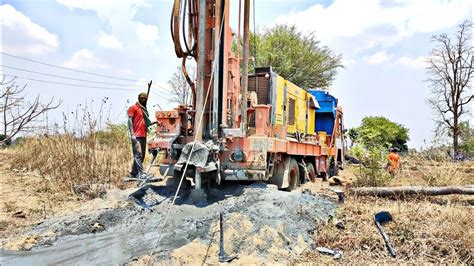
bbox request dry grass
[1,149,76,239]
[350,151,473,187]
[306,194,474,264]
[396,154,474,186]
[303,195,473,263]
[303,157,474,264]
[9,124,131,199]
[7,100,135,199]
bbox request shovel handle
[146,80,153,98]
[219,212,225,257]
[375,221,396,257]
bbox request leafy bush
[0,134,11,146]
[350,145,391,187]
[459,121,474,158]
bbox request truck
[147,0,345,201]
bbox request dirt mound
[131,183,337,265]
[3,182,336,264]
[169,213,306,265]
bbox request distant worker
[387,148,401,175]
[125,92,155,180]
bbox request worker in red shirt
[126,92,155,180]
[387,148,401,175]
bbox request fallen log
[350,185,474,197]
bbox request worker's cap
[138,92,148,99]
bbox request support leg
[191,171,207,204]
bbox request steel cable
[1,52,147,83]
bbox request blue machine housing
[308,89,338,135]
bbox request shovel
[219,212,237,263]
[374,211,396,257]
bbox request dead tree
[426,20,473,157]
[1,76,61,145]
[168,66,194,106]
[351,185,474,198]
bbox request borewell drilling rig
[148,0,345,202]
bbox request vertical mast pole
[195,0,207,141]
[241,0,250,135]
[212,0,222,138]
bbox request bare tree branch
[426,20,473,155]
[0,76,61,145]
[168,66,194,106]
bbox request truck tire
[287,158,300,191]
[305,162,316,183]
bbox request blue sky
[0,0,472,149]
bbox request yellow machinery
[250,67,318,137]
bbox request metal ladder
[266,153,276,179]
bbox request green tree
[347,127,359,148]
[458,121,474,157]
[248,25,342,89]
[357,116,410,152]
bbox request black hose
[182,0,192,55]
[170,2,176,44]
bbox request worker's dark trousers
[130,137,147,178]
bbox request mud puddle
[1,182,337,265]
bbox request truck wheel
[287,158,300,191]
[305,162,316,183]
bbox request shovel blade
[374,211,393,224]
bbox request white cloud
[135,23,159,46]
[63,49,110,69]
[98,32,123,49]
[56,0,150,16]
[341,57,356,66]
[365,50,392,65]
[276,0,471,50]
[56,0,159,51]
[395,56,429,69]
[0,4,59,55]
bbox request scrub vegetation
[8,101,131,199]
